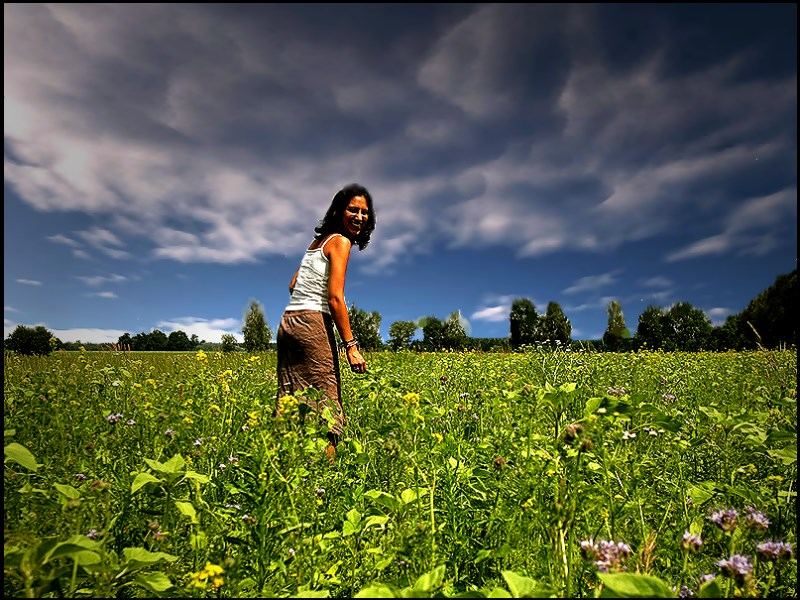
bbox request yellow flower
[277,394,299,414]
[188,562,225,590]
[146,378,157,387]
[196,350,207,362]
[183,415,194,425]
[209,404,222,414]
[432,432,444,443]
[249,355,260,362]
[403,392,420,405]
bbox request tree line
[4,270,795,356]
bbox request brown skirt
[275,309,345,436]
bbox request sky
[4,4,797,344]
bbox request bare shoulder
[325,233,352,257]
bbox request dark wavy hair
[314,183,376,250]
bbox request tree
[167,330,193,351]
[420,316,445,351]
[117,333,133,350]
[442,310,469,350]
[509,298,539,350]
[635,305,666,349]
[242,300,272,352]
[540,302,572,346]
[388,320,417,351]
[661,302,712,351]
[737,269,797,348]
[602,300,630,351]
[190,334,203,349]
[348,304,383,350]
[221,334,239,353]
[5,325,55,356]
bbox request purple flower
[756,541,794,561]
[681,531,703,552]
[679,585,695,598]
[580,539,632,572]
[709,508,738,532]
[716,555,753,585]
[106,412,123,424]
[74,473,88,482]
[662,393,677,403]
[85,528,100,540]
[164,428,175,438]
[744,507,770,531]
[699,574,715,585]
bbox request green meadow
[3,349,796,598]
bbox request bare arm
[326,235,366,373]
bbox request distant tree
[635,305,666,349]
[602,300,630,351]
[540,302,572,346]
[149,330,169,351]
[388,320,417,351]
[117,333,133,350]
[509,298,539,350]
[167,330,193,351]
[189,334,203,349]
[442,311,469,350]
[348,304,383,350]
[420,316,445,351]
[709,314,746,351]
[5,325,56,356]
[661,302,712,351]
[737,269,797,348]
[221,334,239,353]
[242,300,272,352]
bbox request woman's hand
[346,345,367,374]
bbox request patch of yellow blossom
[195,350,207,362]
[188,562,224,591]
[249,355,261,363]
[277,394,299,415]
[402,392,420,405]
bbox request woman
[275,183,375,463]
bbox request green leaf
[175,500,198,524]
[364,490,401,511]
[687,482,716,507]
[182,470,210,484]
[54,483,81,500]
[597,573,675,598]
[413,564,445,592]
[291,591,330,598]
[584,397,603,417]
[355,584,396,597]
[131,472,162,494]
[144,454,185,475]
[697,577,722,598]
[44,536,101,564]
[501,571,542,598]
[4,429,15,437]
[488,588,513,598]
[767,446,797,465]
[135,571,173,593]
[4,442,40,471]
[400,488,428,504]
[363,515,390,529]
[122,547,178,567]
[342,521,360,537]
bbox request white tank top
[284,234,346,314]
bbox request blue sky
[4,4,797,343]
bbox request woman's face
[342,195,369,238]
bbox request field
[3,349,797,598]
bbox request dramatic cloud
[156,317,245,343]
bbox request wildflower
[164,428,176,438]
[228,454,239,464]
[106,412,123,424]
[699,574,715,585]
[716,555,753,586]
[440,375,448,385]
[276,395,298,415]
[756,541,794,561]
[681,531,703,552]
[315,487,326,499]
[662,393,676,403]
[622,430,637,440]
[679,585,695,598]
[744,507,770,531]
[153,529,168,541]
[493,455,507,470]
[193,438,203,447]
[86,528,100,540]
[188,562,224,591]
[459,392,469,399]
[148,520,161,531]
[74,473,87,482]
[607,386,628,397]
[562,423,584,444]
[218,463,226,470]
[580,539,632,572]
[126,419,136,426]
[709,509,738,532]
[195,350,207,362]
[288,547,296,558]
[402,392,420,405]
[224,502,242,511]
